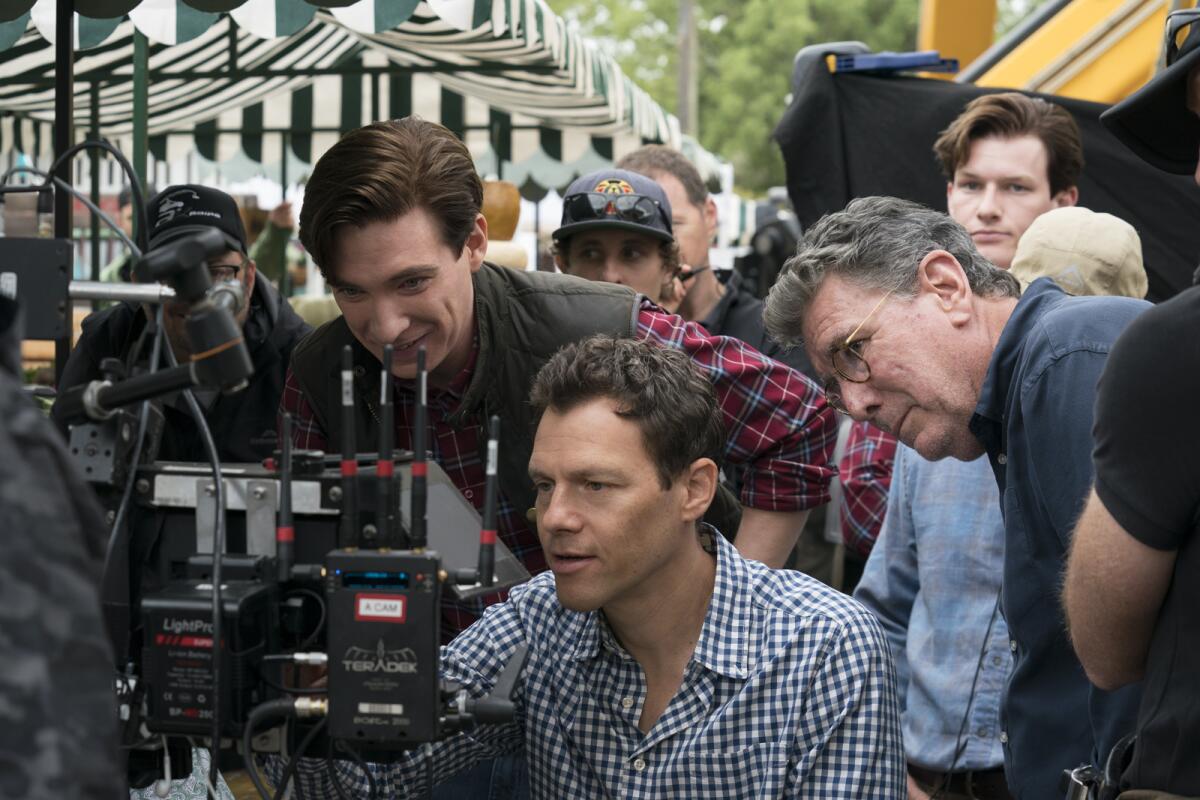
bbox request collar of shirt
[700,270,740,334]
[565,527,753,681]
[443,335,479,400]
[969,278,1063,453]
[239,278,273,352]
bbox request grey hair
[764,196,1021,348]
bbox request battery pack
[141,579,277,736]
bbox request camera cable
[163,342,227,792]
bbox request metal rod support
[69,280,176,304]
[89,83,102,287]
[132,30,149,193]
[53,0,75,385]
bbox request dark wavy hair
[933,92,1083,196]
[529,336,724,488]
[299,117,483,280]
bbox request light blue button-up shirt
[854,443,1011,771]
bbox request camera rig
[55,233,530,797]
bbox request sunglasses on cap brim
[563,192,667,228]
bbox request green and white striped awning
[0,0,721,195]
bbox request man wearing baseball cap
[1064,8,1200,798]
[551,169,685,308]
[1008,206,1148,298]
[53,184,311,463]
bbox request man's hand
[268,201,295,231]
[288,264,308,288]
[734,508,809,568]
[906,774,931,800]
[658,273,689,315]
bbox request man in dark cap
[1064,9,1200,798]
[551,168,687,308]
[52,184,311,463]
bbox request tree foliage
[547,0,919,194]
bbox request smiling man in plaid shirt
[281,119,837,644]
[276,337,903,798]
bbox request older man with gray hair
[763,195,1146,800]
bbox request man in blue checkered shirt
[280,336,903,798]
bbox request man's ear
[243,258,257,296]
[679,457,718,524]
[916,249,972,324]
[1053,185,1079,208]
[703,196,718,242]
[465,213,488,273]
[553,246,568,274]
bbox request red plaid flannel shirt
[280,300,838,638]
[839,420,898,559]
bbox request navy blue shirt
[969,279,1147,800]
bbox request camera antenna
[377,344,395,548]
[340,345,360,548]
[478,415,500,587]
[410,346,428,550]
[276,412,295,582]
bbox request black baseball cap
[1101,11,1200,175]
[147,184,248,254]
[553,169,674,244]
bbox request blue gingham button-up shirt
[284,531,904,798]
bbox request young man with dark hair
[1064,11,1200,797]
[934,91,1082,270]
[53,185,310,463]
[282,119,836,628]
[278,336,903,798]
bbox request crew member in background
[613,145,837,586]
[53,185,311,463]
[274,336,903,799]
[614,145,814,374]
[249,200,308,296]
[1065,12,1200,797]
[550,168,687,311]
[100,184,155,285]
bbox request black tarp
[775,54,1200,302]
